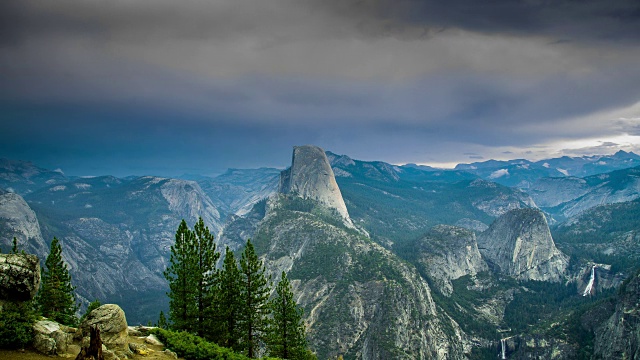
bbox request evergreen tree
[157,310,169,329]
[164,218,220,335]
[37,237,79,326]
[193,217,220,337]
[0,300,37,349]
[239,239,272,358]
[11,237,18,254]
[164,219,197,333]
[266,272,309,359]
[209,246,243,348]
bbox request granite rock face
[415,225,488,296]
[0,253,41,301]
[279,145,352,225]
[0,190,48,258]
[477,208,568,281]
[594,269,640,359]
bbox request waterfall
[583,265,596,297]
[501,338,506,359]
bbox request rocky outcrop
[279,145,352,225]
[0,190,48,258]
[594,269,640,359]
[414,225,488,296]
[0,253,41,302]
[79,304,129,350]
[33,320,77,355]
[159,178,222,236]
[477,208,568,281]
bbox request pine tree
[193,217,220,337]
[209,246,243,348]
[157,311,168,329]
[239,239,271,358]
[266,272,310,359]
[11,237,18,254]
[164,219,197,333]
[164,218,220,335]
[37,237,79,326]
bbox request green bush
[151,328,280,360]
[0,300,37,349]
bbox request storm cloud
[1,0,639,175]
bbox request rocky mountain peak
[477,208,568,281]
[279,145,352,224]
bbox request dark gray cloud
[0,0,639,174]
[312,0,640,43]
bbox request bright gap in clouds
[554,134,640,156]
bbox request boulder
[80,304,128,349]
[144,334,163,346]
[33,320,74,355]
[0,253,41,301]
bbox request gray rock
[415,225,488,296]
[103,348,120,360]
[594,270,640,359]
[129,342,148,354]
[144,334,163,346]
[33,333,57,355]
[163,349,178,359]
[279,145,353,225]
[0,253,41,301]
[477,208,568,281]
[33,320,74,355]
[80,304,128,349]
[0,191,48,258]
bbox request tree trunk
[75,326,104,360]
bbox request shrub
[151,328,280,360]
[0,300,37,349]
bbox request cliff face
[594,269,640,359]
[23,176,223,323]
[279,146,352,225]
[414,225,488,296]
[477,208,568,281]
[0,190,48,257]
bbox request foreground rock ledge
[0,253,41,302]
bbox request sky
[1,0,640,177]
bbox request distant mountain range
[454,150,640,188]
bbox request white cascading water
[501,338,506,359]
[583,265,596,297]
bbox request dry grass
[0,349,55,360]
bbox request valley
[1,148,640,359]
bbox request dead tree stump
[75,326,104,360]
